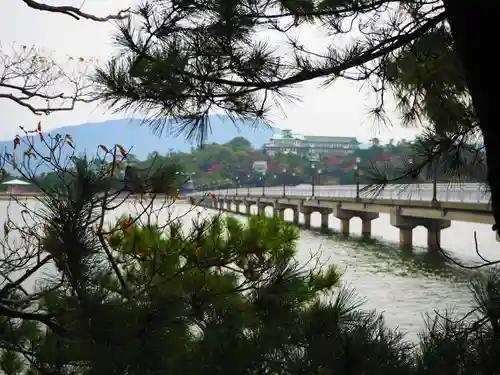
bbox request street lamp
[311,163,316,197]
[247,174,251,195]
[317,169,322,186]
[261,172,266,196]
[235,176,239,195]
[355,157,361,200]
[432,158,438,204]
[282,168,287,197]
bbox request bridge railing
[187,183,491,204]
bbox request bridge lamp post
[282,168,287,197]
[432,159,438,204]
[311,163,316,197]
[261,172,266,196]
[317,169,322,186]
[235,176,239,196]
[247,174,251,196]
[354,157,361,200]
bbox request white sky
[0,0,421,143]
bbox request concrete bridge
[188,184,494,249]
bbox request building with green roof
[265,129,360,158]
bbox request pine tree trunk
[442,0,499,235]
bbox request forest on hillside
[126,136,483,189]
[1,136,481,193]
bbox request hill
[1,117,276,173]
[0,117,276,172]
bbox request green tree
[226,136,252,150]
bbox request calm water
[2,198,499,341]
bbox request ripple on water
[296,227,475,340]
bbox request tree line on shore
[13,134,479,194]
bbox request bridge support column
[390,212,451,249]
[427,220,451,250]
[234,201,243,213]
[321,212,329,229]
[333,208,379,238]
[301,208,313,229]
[359,212,379,238]
[258,203,267,217]
[293,209,300,225]
[318,208,333,230]
[274,204,285,220]
[334,209,352,237]
[243,203,251,215]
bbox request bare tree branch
[0,44,93,115]
[21,0,129,21]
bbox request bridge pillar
[274,204,285,220]
[219,199,227,211]
[258,203,267,217]
[234,200,244,213]
[301,207,313,229]
[390,212,451,249]
[359,212,379,238]
[243,203,251,215]
[318,208,333,230]
[293,209,300,225]
[321,212,329,229]
[333,208,379,238]
[426,220,451,250]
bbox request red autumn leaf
[13,137,20,149]
[116,144,127,157]
[99,144,109,153]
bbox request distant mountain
[1,117,276,173]
[0,117,277,173]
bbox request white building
[265,129,360,158]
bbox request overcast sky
[0,0,421,143]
